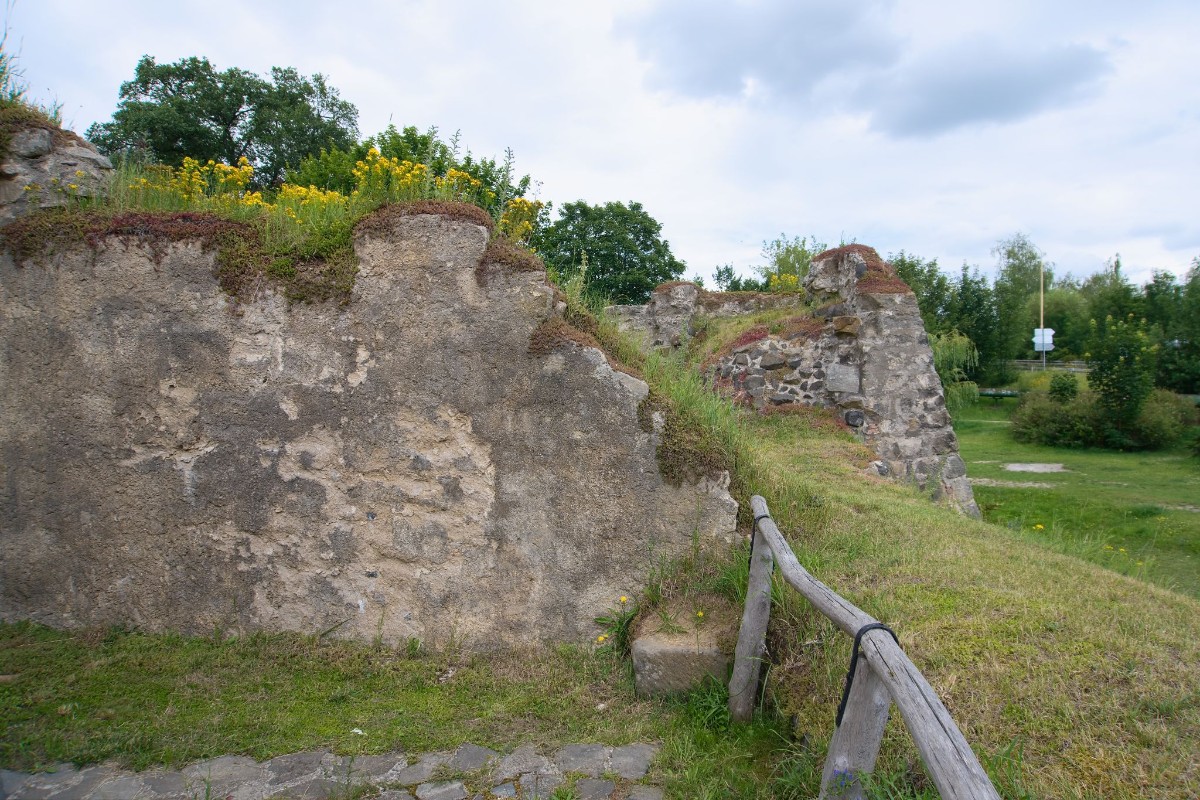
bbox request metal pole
[1040,260,1045,370]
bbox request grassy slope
[741,410,1200,799]
[667,311,1200,798]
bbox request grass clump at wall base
[638,391,732,486]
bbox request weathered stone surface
[493,744,550,782]
[1,769,31,798]
[626,786,664,800]
[832,315,861,336]
[0,213,739,648]
[182,757,269,800]
[3,744,666,800]
[574,778,615,799]
[825,363,861,394]
[517,772,564,799]
[414,781,467,800]
[447,744,497,773]
[345,753,409,783]
[0,125,112,224]
[553,745,608,777]
[631,630,731,696]
[609,744,658,780]
[264,750,329,785]
[392,753,451,786]
[758,352,787,370]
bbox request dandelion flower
[596,634,607,643]
[619,596,628,604]
[696,611,704,618]
[1033,524,1044,530]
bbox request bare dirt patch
[970,477,1054,489]
[1003,463,1068,473]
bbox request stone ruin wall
[614,246,979,516]
[0,126,113,224]
[0,210,738,649]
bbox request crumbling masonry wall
[0,211,738,648]
[615,246,979,516]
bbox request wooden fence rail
[1010,359,1089,373]
[728,496,1000,800]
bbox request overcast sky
[9,0,1200,286]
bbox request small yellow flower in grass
[696,611,704,619]
[619,596,628,604]
[1119,548,1127,554]
[1033,524,1044,530]
[596,634,607,644]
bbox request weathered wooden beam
[819,657,890,800]
[749,496,1001,800]
[728,526,774,723]
[749,496,873,637]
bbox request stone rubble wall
[608,282,803,349]
[613,246,979,516]
[0,211,738,649]
[0,125,113,224]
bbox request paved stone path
[0,743,664,800]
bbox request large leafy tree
[533,201,685,304]
[87,56,358,185]
[889,250,952,334]
[992,233,1052,360]
[945,264,1002,383]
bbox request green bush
[1133,389,1195,450]
[1010,391,1100,448]
[1012,388,1193,451]
[1048,372,1079,403]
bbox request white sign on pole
[1032,328,1055,352]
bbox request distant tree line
[890,234,1200,394]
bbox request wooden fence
[1011,359,1088,373]
[728,496,1000,800]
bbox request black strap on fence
[750,513,770,558]
[836,622,899,726]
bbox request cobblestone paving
[0,743,663,800]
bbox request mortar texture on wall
[0,211,738,648]
[614,245,979,517]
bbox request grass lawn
[954,399,1200,598]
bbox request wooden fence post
[728,526,774,723]
[819,650,891,800]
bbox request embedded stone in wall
[826,363,861,394]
